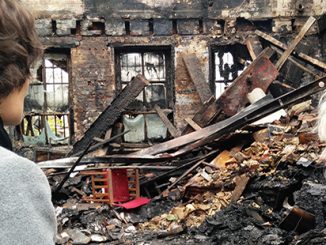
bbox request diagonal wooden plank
[154,105,180,138]
[275,16,316,70]
[255,29,326,70]
[130,76,326,157]
[185,117,202,131]
[246,35,263,60]
[69,75,149,156]
[183,53,213,103]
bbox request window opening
[22,51,71,145]
[116,47,173,143]
[212,44,251,98]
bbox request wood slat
[275,16,316,69]
[183,53,213,103]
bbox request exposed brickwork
[71,38,115,140]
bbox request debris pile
[33,15,326,244]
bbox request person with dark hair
[0,0,56,244]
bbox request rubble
[20,13,326,244]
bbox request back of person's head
[0,0,43,100]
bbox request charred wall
[22,0,326,141]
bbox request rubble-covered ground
[45,100,326,245]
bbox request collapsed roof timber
[9,0,326,244]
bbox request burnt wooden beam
[154,105,180,138]
[68,75,149,156]
[271,46,321,79]
[246,35,263,60]
[183,53,213,103]
[182,49,276,135]
[185,117,202,131]
[275,16,316,70]
[181,96,219,135]
[216,47,278,117]
[130,76,326,157]
[255,29,326,70]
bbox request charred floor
[7,1,326,244]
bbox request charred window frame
[21,48,73,145]
[115,46,174,143]
[210,44,251,98]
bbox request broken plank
[271,46,321,79]
[231,175,250,202]
[182,96,219,135]
[166,159,206,191]
[183,53,213,103]
[154,105,180,138]
[185,117,202,131]
[255,29,326,70]
[132,76,326,157]
[68,75,149,156]
[246,35,263,60]
[275,16,316,70]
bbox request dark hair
[0,0,43,99]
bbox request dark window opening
[22,48,72,146]
[115,46,173,143]
[211,44,251,98]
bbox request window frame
[114,45,174,143]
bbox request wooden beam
[216,48,278,116]
[271,46,321,79]
[246,36,263,60]
[154,105,180,138]
[182,96,219,135]
[256,27,326,70]
[183,53,213,103]
[130,76,326,157]
[69,75,149,156]
[185,117,202,131]
[275,16,316,70]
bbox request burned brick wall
[71,38,115,139]
[22,0,326,142]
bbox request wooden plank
[181,96,219,135]
[216,48,278,116]
[185,117,202,131]
[271,46,321,79]
[186,48,273,138]
[154,105,180,138]
[183,53,213,103]
[231,175,250,202]
[246,36,263,60]
[131,76,326,157]
[256,27,326,70]
[275,16,316,70]
[69,75,149,156]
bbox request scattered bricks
[56,19,77,36]
[105,19,126,36]
[153,19,173,36]
[35,19,53,37]
[177,19,200,35]
[129,20,150,36]
[203,20,223,36]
